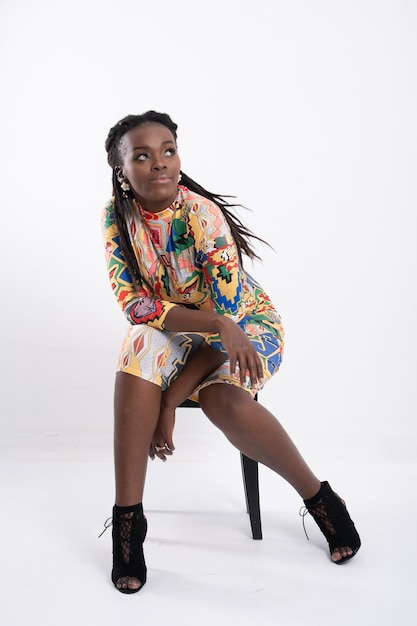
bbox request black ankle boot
[111,503,148,593]
[301,481,361,564]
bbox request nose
[151,156,166,170]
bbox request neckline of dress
[136,187,183,221]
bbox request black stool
[179,396,263,540]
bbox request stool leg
[240,452,263,540]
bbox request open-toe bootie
[107,503,148,593]
[300,481,361,564]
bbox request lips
[149,176,172,184]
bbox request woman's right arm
[102,202,177,327]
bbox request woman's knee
[199,384,253,425]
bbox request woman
[101,111,361,594]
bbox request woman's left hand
[215,316,264,389]
[150,397,176,462]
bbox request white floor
[1,414,415,626]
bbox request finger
[256,355,264,382]
[248,363,258,388]
[248,354,263,388]
[240,364,247,386]
[160,442,173,455]
[235,352,248,386]
[229,349,237,377]
[154,448,167,462]
[241,351,259,388]
[154,443,173,461]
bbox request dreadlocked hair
[105,111,271,286]
[178,171,270,264]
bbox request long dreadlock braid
[178,171,269,263]
[105,111,270,286]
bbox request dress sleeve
[189,201,246,321]
[188,200,248,350]
[101,202,177,328]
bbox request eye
[164,147,176,157]
[135,152,149,161]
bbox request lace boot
[300,481,361,564]
[106,503,148,593]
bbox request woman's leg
[199,384,359,562]
[111,372,161,593]
[199,384,320,499]
[114,371,162,505]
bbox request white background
[1,2,417,625]
[0,0,416,461]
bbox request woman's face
[119,122,181,213]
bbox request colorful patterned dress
[102,185,284,400]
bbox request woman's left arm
[188,201,264,384]
[163,303,263,388]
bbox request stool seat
[180,397,262,540]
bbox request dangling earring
[115,168,131,197]
[177,172,182,183]
[120,180,131,198]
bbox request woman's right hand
[150,397,176,462]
